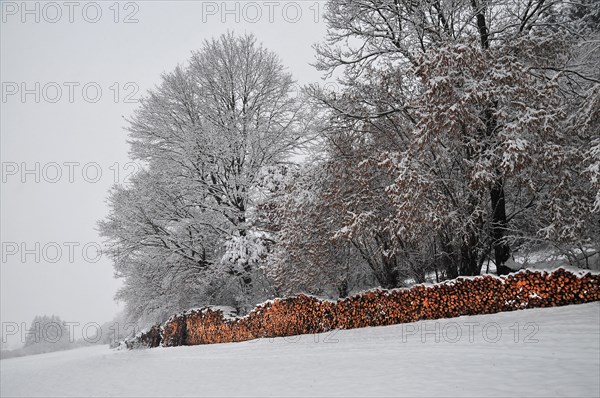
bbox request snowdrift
[130,268,599,348]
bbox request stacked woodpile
[135,268,599,348]
[126,325,162,349]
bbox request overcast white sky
[1,0,328,348]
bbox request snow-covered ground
[2,303,599,397]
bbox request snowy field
[2,303,599,397]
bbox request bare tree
[100,32,314,322]
[308,0,599,277]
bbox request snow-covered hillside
[2,303,599,397]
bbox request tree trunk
[440,239,459,279]
[378,250,400,289]
[491,178,511,275]
[471,0,512,276]
[460,241,480,276]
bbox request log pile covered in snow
[131,268,599,348]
